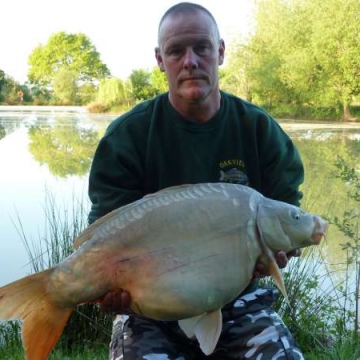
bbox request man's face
[156,11,225,104]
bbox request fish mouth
[311,232,324,245]
[311,217,329,245]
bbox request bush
[87,101,110,114]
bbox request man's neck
[168,91,221,123]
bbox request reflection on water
[0,106,114,284]
[0,108,359,306]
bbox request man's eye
[168,48,182,56]
[195,44,210,55]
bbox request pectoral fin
[178,309,222,355]
[268,256,290,304]
[255,212,290,305]
[178,314,202,338]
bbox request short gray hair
[157,2,221,46]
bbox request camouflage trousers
[109,288,304,360]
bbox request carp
[0,183,328,359]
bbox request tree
[305,0,360,119]
[242,0,360,119]
[28,32,110,87]
[219,41,254,101]
[150,67,168,94]
[129,69,156,101]
[0,70,5,93]
[28,83,52,105]
[237,0,306,110]
[52,69,78,104]
[97,77,130,107]
[77,82,97,105]
[0,75,19,104]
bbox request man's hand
[99,288,131,314]
[252,249,301,279]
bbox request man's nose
[183,48,198,70]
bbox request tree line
[1,0,359,119]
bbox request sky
[0,0,255,83]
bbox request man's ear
[218,39,225,66]
[155,47,165,72]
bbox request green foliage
[0,74,20,104]
[225,0,360,119]
[97,77,130,107]
[93,67,167,112]
[129,69,157,101]
[219,39,251,100]
[306,0,360,116]
[77,82,97,105]
[0,343,108,360]
[332,157,360,333]
[0,321,22,353]
[306,335,360,360]
[150,67,168,94]
[28,32,110,87]
[52,69,78,104]
[0,69,5,95]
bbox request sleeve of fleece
[259,119,304,207]
[87,130,144,224]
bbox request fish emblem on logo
[219,167,248,185]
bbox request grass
[0,344,108,360]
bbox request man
[88,2,304,359]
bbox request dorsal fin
[142,184,192,199]
[74,185,194,249]
[73,208,123,249]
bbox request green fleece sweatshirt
[88,91,303,225]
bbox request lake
[0,106,359,298]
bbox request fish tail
[0,269,73,360]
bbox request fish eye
[291,209,301,220]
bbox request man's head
[155,2,225,108]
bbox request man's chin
[179,87,208,101]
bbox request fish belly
[128,243,257,320]
[115,199,261,320]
